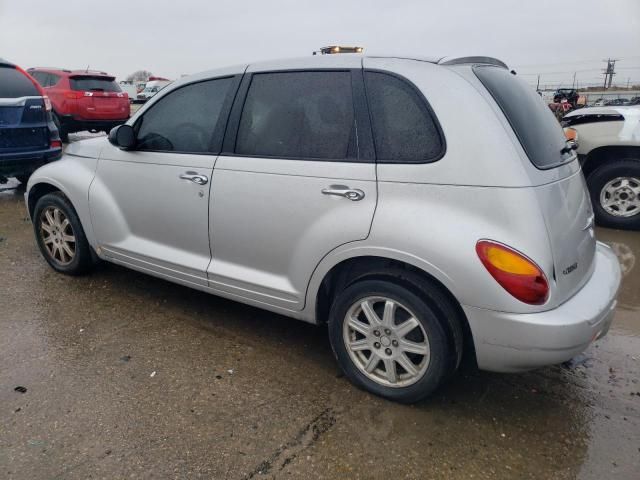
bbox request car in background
[28,68,130,142]
[630,96,640,106]
[0,58,61,184]
[592,98,606,106]
[118,82,138,104]
[136,79,170,102]
[553,88,579,107]
[563,105,640,230]
[604,98,629,106]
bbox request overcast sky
[1,0,639,89]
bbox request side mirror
[108,124,136,150]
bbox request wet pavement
[1,175,639,479]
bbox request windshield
[474,65,572,169]
[70,76,121,92]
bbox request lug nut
[373,330,380,337]
[384,329,391,335]
[392,340,399,347]
[385,348,392,355]
[374,342,381,349]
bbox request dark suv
[553,88,579,106]
[0,59,62,184]
[28,68,130,142]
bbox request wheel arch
[582,145,640,179]
[308,250,475,366]
[27,181,65,219]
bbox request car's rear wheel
[52,113,69,143]
[328,279,453,403]
[587,159,640,230]
[33,192,94,275]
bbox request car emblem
[562,262,578,275]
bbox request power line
[512,55,640,68]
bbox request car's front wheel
[328,279,454,403]
[33,192,95,275]
[587,159,640,230]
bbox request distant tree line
[126,70,153,82]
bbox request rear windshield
[0,66,40,98]
[70,76,121,92]
[473,65,571,169]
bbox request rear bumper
[61,115,128,133]
[464,242,621,373]
[0,147,62,177]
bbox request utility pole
[536,75,540,91]
[602,59,617,90]
[572,72,576,89]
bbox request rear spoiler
[69,74,116,81]
[438,56,508,69]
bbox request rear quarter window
[364,71,444,163]
[0,67,40,98]
[70,76,121,92]
[473,65,570,169]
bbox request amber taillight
[476,240,549,305]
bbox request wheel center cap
[380,336,391,347]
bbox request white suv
[563,105,640,230]
[25,55,621,402]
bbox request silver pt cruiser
[25,54,621,403]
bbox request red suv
[28,68,130,142]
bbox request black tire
[33,192,95,275]
[328,279,455,403]
[52,113,69,143]
[587,159,640,231]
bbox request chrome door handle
[321,185,365,201]
[179,171,208,185]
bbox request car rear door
[89,75,240,286]
[207,67,377,310]
[0,64,49,155]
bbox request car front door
[208,68,377,310]
[89,75,240,286]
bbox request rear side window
[47,73,61,87]
[30,71,48,87]
[364,71,444,163]
[70,76,121,92]
[31,72,61,88]
[235,71,356,160]
[0,67,40,97]
[136,77,234,153]
[473,65,570,169]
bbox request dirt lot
[1,171,639,479]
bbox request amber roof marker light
[313,46,364,55]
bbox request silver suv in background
[25,55,621,403]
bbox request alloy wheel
[39,206,76,265]
[343,296,430,388]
